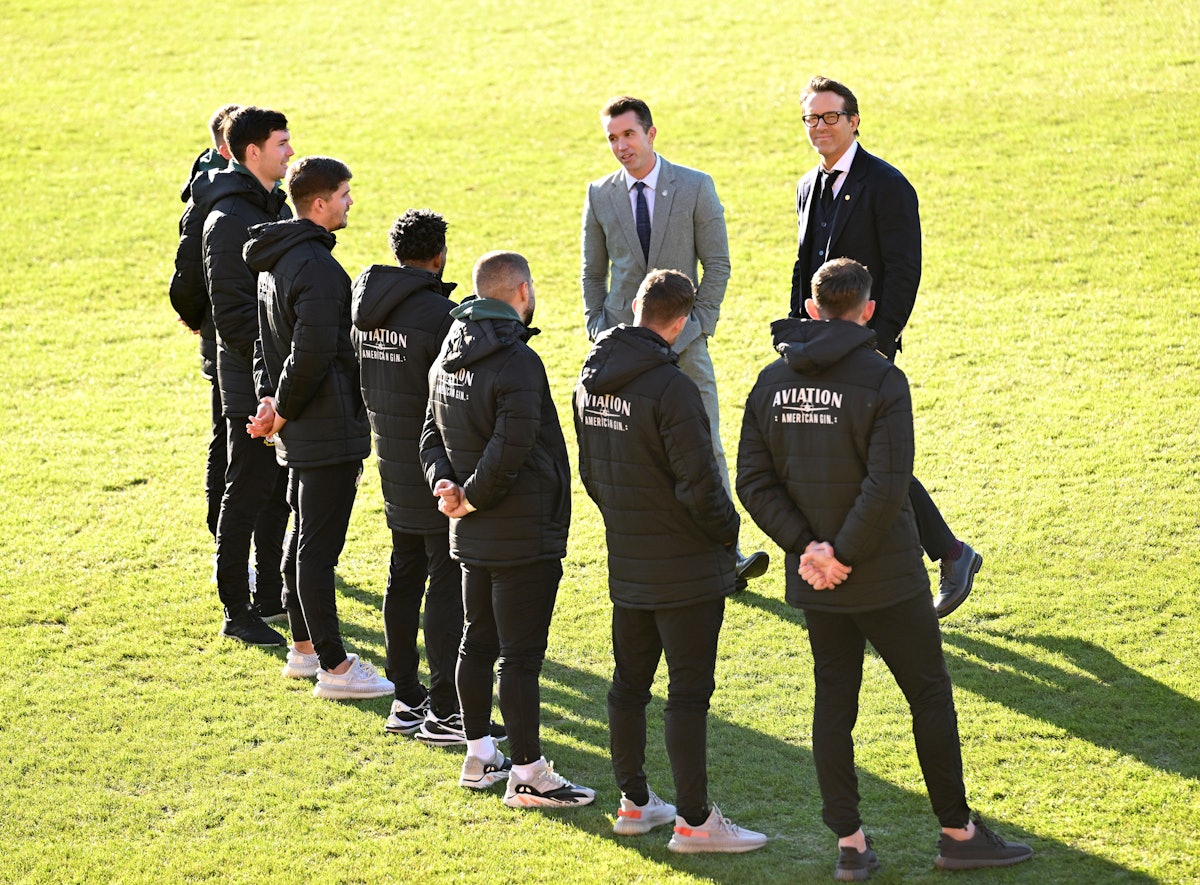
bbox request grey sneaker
[503,757,595,808]
[313,654,394,700]
[836,836,880,881]
[667,804,767,854]
[281,645,319,679]
[935,815,1033,870]
[385,696,430,735]
[459,744,512,790]
[613,791,677,835]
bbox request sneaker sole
[460,772,509,790]
[282,664,319,679]
[835,864,878,881]
[613,815,675,836]
[384,721,425,736]
[414,730,467,747]
[259,612,288,624]
[667,836,767,854]
[312,685,394,700]
[934,851,1032,871]
[504,792,595,808]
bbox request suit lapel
[604,172,646,271]
[647,157,675,267]
[828,147,866,250]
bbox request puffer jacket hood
[244,218,334,273]
[180,148,229,202]
[771,317,879,375]
[441,298,537,374]
[578,324,675,396]
[352,264,457,330]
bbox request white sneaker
[503,757,595,808]
[459,744,512,790]
[614,790,677,835]
[313,653,394,700]
[385,696,430,735]
[667,804,767,853]
[281,645,319,679]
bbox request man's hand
[799,540,851,590]
[246,396,286,439]
[433,478,474,518]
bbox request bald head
[473,251,535,324]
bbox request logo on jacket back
[356,328,408,364]
[773,386,842,425]
[581,392,630,432]
[434,367,473,402]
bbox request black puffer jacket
[202,162,291,417]
[352,265,457,534]
[170,165,224,379]
[575,325,738,609]
[420,298,570,567]
[736,317,926,613]
[243,218,369,469]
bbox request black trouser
[214,418,288,611]
[805,593,970,837]
[280,461,361,671]
[457,559,561,765]
[608,597,725,824]
[384,528,463,715]
[910,477,956,562]
[205,379,226,539]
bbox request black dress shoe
[934,543,982,618]
[735,550,770,582]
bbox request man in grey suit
[581,95,767,584]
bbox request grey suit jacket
[581,155,730,352]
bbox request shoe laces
[971,816,1006,846]
[537,760,570,787]
[351,658,380,679]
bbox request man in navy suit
[583,96,767,585]
[789,76,980,617]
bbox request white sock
[511,757,544,781]
[466,737,495,760]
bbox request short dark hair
[284,156,351,213]
[602,96,653,131]
[208,104,241,150]
[811,258,872,319]
[389,209,448,263]
[473,251,531,300]
[636,269,694,328]
[802,76,860,135]
[225,106,289,163]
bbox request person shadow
[942,629,1200,782]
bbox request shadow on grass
[944,630,1200,781]
[523,657,1152,883]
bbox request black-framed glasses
[801,111,853,128]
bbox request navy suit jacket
[789,145,920,359]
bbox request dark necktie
[633,181,651,261]
[820,169,842,214]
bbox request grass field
[2,1,1198,882]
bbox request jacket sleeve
[169,200,207,330]
[735,379,816,555]
[581,186,610,342]
[870,172,921,359]
[691,174,730,338]
[273,260,341,420]
[204,210,258,361]
[461,349,544,510]
[833,368,914,563]
[419,394,457,490]
[660,373,739,544]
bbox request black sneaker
[836,837,880,881]
[220,606,286,647]
[935,815,1033,870]
[416,711,507,746]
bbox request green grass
[2,0,1198,882]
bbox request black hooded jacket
[420,298,570,567]
[243,218,369,469]
[201,163,291,417]
[736,317,926,612]
[169,163,228,378]
[574,325,739,609]
[351,264,457,534]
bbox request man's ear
[861,299,876,324]
[804,297,821,320]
